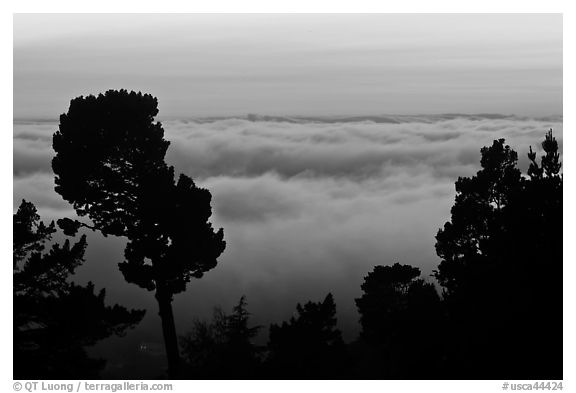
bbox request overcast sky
[14,14,562,119]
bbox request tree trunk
[155,285,180,378]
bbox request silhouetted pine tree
[355,263,444,378]
[180,296,261,378]
[267,293,349,378]
[434,131,562,379]
[52,90,226,377]
[13,200,144,379]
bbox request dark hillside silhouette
[52,90,226,377]
[434,130,562,379]
[13,200,144,379]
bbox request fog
[13,114,563,376]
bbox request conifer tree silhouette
[267,293,348,378]
[355,263,443,378]
[434,131,562,379]
[180,296,261,378]
[14,200,144,379]
[52,90,226,378]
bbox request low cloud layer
[13,115,563,349]
[163,115,562,182]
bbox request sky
[13,14,563,378]
[14,14,562,118]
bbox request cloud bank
[13,115,563,348]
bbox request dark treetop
[52,90,226,298]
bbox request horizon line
[12,112,564,125]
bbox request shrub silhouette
[13,200,144,379]
[52,90,226,377]
[434,130,562,379]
